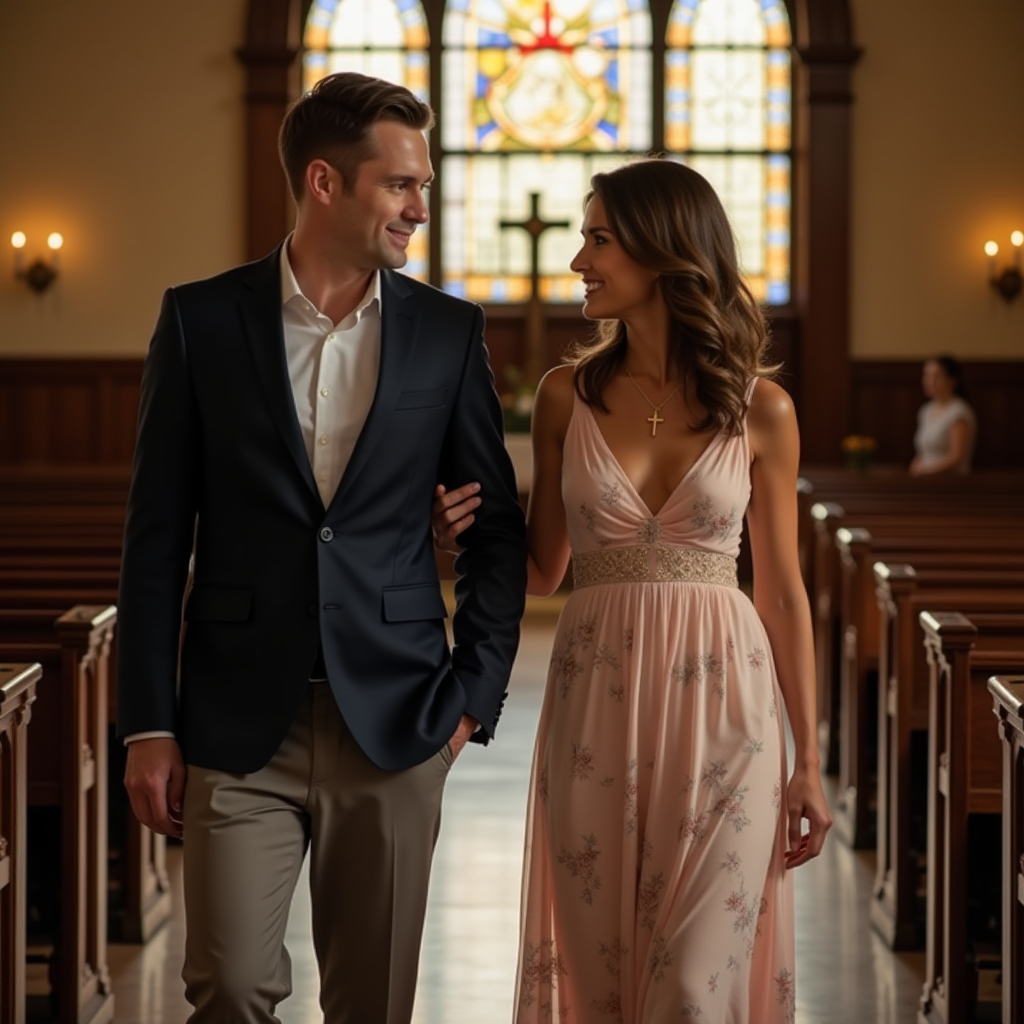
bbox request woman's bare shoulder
[533,364,576,435]
[747,377,798,456]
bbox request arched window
[302,0,791,305]
[666,0,791,303]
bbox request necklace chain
[624,367,678,437]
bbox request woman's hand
[784,765,832,869]
[432,482,481,553]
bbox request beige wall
[850,0,1024,359]
[0,0,248,355]
[1,1,1021,358]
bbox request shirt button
[320,388,330,397]
[319,527,333,543]
[318,436,329,446]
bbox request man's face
[333,121,432,270]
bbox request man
[117,72,527,1023]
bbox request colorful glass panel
[303,0,430,278]
[666,0,791,303]
[442,1,652,152]
[442,152,626,302]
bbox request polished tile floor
[107,620,926,1023]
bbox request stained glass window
[302,0,430,280]
[441,0,652,302]
[667,0,792,303]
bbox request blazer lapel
[238,246,321,502]
[330,269,418,507]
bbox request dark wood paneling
[851,360,1024,470]
[0,360,142,466]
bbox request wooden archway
[238,0,859,462]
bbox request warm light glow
[47,232,63,251]
[11,231,26,249]
[984,240,999,257]
[1011,230,1024,247]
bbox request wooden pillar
[238,0,302,261]
[791,0,860,462]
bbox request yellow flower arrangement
[841,434,876,469]
[841,435,877,453]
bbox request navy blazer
[117,247,528,773]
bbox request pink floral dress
[514,382,795,1023]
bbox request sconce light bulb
[47,232,64,251]
[11,231,26,249]
[984,240,999,257]
[1011,230,1024,247]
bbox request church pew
[870,567,1024,949]
[918,612,1024,1024]
[830,525,1024,847]
[0,607,116,1024]
[812,506,1024,774]
[0,609,171,946]
[0,663,40,1024]
[988,675,1024,1024]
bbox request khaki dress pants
[181,681,453,1024]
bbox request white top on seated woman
[910,355,976,476]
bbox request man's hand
[124,736,187,838]
[447,713,479,762]
[432,483,481,553]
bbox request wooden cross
[499,192,570,383]
[647,410,665,437]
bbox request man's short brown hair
[278,72,435,200]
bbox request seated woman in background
[909,354,976,476]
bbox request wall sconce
[984,231,1022,302]
[11,231,63,292]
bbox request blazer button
[307,604,317,617]
[319,527,333,543]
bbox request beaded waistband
[572,544,738,589]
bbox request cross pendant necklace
[625,367,678,438]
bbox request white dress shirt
[280,241,382,506]
[126,243,382,744]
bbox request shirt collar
[280,236,380,323]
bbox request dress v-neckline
[581,401,725,520]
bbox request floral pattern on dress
[692,497,738,540]
[600,481,623,508]
[637,517,661,544]
[590,992,623,1021]
[775,967,796,1024]
[598,938,627,976]
[648,933,673,982]
[519,941,568,1010]
[637,870,665,930]
[672,652,725,688]
[558,834,602,904]
[570,743,596,781]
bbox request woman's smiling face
[569,195,660,321]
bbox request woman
[909,355,976,476]
[435,160,831,1023]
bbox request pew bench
[918,612,1024,1024]
[813,512,1024,774]
[0,663,41,1024]
[870,568,1024,949]
[830,524,1024,846]
[0,607,116,1024]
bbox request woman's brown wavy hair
[569,159,778,436]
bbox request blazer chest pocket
[395,388,447,411]
[382,583,448,622]
[185,586,253,622]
